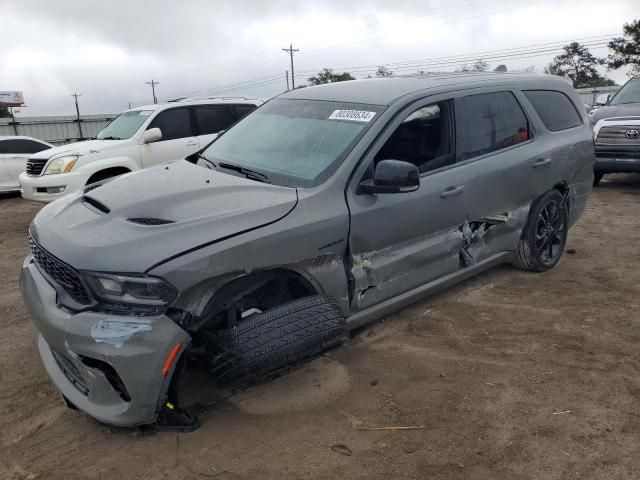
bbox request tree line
[307,19,640,90]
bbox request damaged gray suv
[21,73,595,430]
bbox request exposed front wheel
[207,296,349,386]
[512,190,568,272]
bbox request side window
[0,141,6,154]
[231,104,257,120]
[374,101,455,174]
[4,139,50,154]
[147,108,193,141]
[523,90,582,131]
[193,105,235,135]
[455,92,530,162]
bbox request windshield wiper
[218,162,271,184]
[194,152,217,169]
[99,136,123,140]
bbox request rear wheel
[512,190,568,272]
[208,295,348,386]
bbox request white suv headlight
[44,155,78,175]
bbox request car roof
[279,72,571,106]
[0,135,51,144]
[127,97,264,112]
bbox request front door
[346,97,466,310]
[140,107,199,167]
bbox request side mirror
[359,159,420,194]
[595,93,610,106]
[143,127,162,144]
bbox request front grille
[26,158,48,176]
[127,217,175,225]
[52,350,89,396]
[29,236,90,305]
[595,125,640,145]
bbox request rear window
[523,90,582,132]
[455,91,530,161]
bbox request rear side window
[231,104,257,120]
[193,105,236,135]
[147,108,193,141]
[455,92,530,161]
[523,90,582,131]
[3,139,50,154]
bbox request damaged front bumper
[20,257,190,427]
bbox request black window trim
[522,88,584,132]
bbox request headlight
[83,272,178,315]
[43,155,78,175]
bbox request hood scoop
[127,217,175,226]
[82,195,110,214]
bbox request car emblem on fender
[625,129,640,139]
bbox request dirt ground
[1,174,639,480]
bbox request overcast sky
[1,0,636,116]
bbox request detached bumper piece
[154,402,198,433]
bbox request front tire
[208,296,348,385]
[512,190,568,272]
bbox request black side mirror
[359,159,420,194]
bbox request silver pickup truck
[589,76,640,186]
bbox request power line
[193,35,617,97]
[146,79,159,104]
[282,44,300,89]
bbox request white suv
[19,98,262,202]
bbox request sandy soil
[1,174,639,480]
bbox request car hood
[30,161,298,272]
[589,103,640,126]
[29,139,130,160]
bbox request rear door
[140,107,199,167]
[450,90,542,261]
[0,139,51,189]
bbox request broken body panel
[21,73,595,427]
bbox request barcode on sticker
[328,110,376,122]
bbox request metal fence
[575,86,620,107]
[0,113,117,145]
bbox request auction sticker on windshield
[138,110,153,116]
[328,110,376,122]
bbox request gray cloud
[1,0,635,115]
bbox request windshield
[201,99,383,187]
[609,79,640,106]
[96,110,154,140]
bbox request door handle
[185,141,198,146]
[440,185,465,198]
[533,158,552,168]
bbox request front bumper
[20,257,190,427]
[19,171,90,203]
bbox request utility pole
[281,44,299,89]
[146,79,159,104]
[71,93,83,140]
[285,70,290,91]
